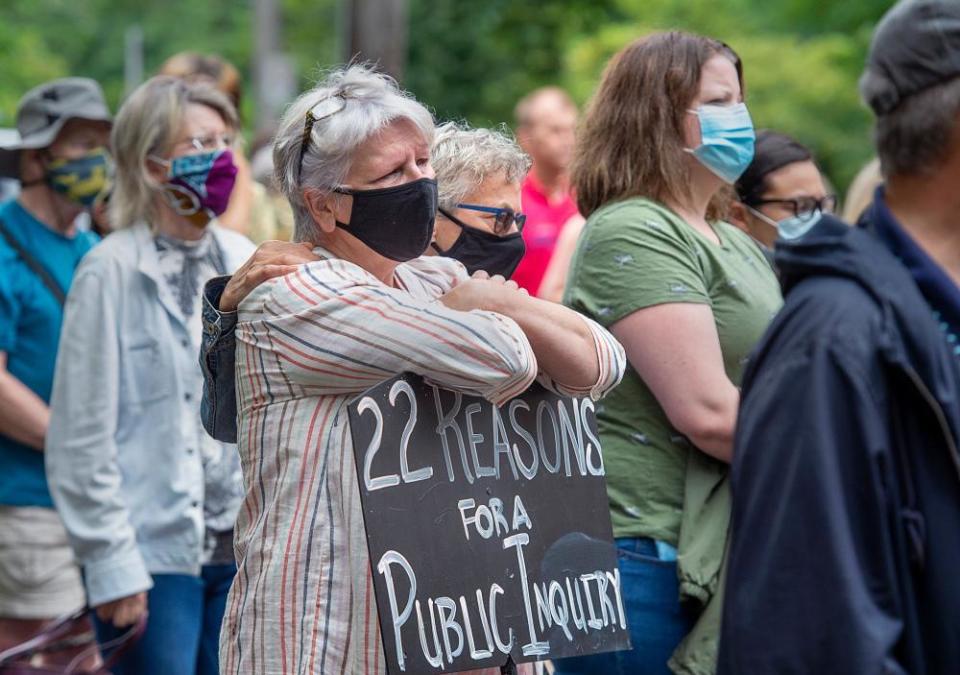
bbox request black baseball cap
[860,0,960,116]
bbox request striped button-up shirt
[220,250,625,674]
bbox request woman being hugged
[555,32,782,675]
[218,64,624,674]
[45,76,255,674]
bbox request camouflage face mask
[46,147,111,207]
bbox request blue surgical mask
[777,211,823,240]
[686,103,755,184]
[747,205,823,241]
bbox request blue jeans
[94,564,236,675]
[553,538,695,675]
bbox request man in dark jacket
[718,1,960,673]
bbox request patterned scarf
[154,230,227,320]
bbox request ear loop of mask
[300,187,343,237]
[19,149,53,188]
[682,108,716,155]
[147,154,204,217]
[162,183,203,216]
[431,208,466,253]
[745,204,780,231]
[682,106,734,153]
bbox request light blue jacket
[45,222,254,607]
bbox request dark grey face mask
[333,177,438,262]
[432,208,526,278]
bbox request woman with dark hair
[556,32,782,675]
[731,129,835,254]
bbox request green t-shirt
[563,197,782,543]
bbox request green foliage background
[0,0,892,192]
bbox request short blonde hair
[431,122,531,211]
[109,75,238,229]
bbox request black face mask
[432,208,526,278]
[334,177,437,262]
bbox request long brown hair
[573,31,744,218]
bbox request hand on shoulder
[220,240,319,312]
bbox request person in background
[160,51,281,243]
[842,156,883,223]
[556,31,782,675]
[199,120,533,444]
[88,180,114,237]
[513,86,579,295]
[537,213,586,302]
[720,1,960,672]
[45,76,254,675]
[731,129,836,259]
[0,77,111,666]
[159,52,243,112]
[247,132,295,242]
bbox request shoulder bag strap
[0,217,67,306]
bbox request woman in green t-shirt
[553,32,784,675]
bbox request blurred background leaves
[0,0,893,192]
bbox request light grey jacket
[45,222,254,606]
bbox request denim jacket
[199,276,239,443]
[45,222,254,606]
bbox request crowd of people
[1,0,959,674]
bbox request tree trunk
[344,0,409,83]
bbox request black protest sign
[348,373,631,674]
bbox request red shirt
[514,172,579,294]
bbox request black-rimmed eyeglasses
[749,195,838,221]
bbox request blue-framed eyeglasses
[456,203,526,235]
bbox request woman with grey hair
[216,64,625,674]
[44,75,255,674]
[199,122,537,447]
[426,121,530,278]
[208,120,533,328]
